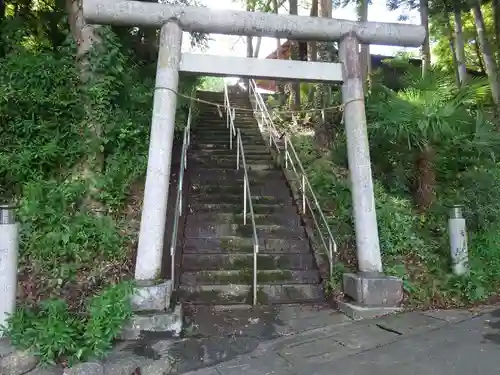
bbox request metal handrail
[248,80,281,152]
[170,90,195,290]
[224,81,260,305]
[236,129,259,306]
[248,79,337,280]
[224,82,236,149]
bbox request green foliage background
[0,18,200,365]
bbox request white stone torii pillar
[83,0,425,316]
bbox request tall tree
[287,0,301,110]
[308,0,319,102]
[470,0,500,105]
[444,12,461,85]
[385,0,431,76]
[67,0,105,210]
[454,1,469,84]
[492,0,500,52]
[420,0,432,77]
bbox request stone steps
[191,149,269,156]
[188,192,286,204]
[190,162,274,171]
[194,139,268,147]
[184,224,305,239]
[188,202,293,215]
[181,269,320,285]
[190,155,272,163]
[185,211,300,226]
[183,237,311,254]
[182,253,317,271]
[179,283,324,305]
[177,90,323,307]
[190,169,284,185]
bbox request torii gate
[83,1,425,316]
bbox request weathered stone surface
[342,272,403,306]
[274,304,352,336]
[138,359,175,375]
[101,351,148,375]
[0,346,39,375]
[422,309,477,323]
[376,311,446,335]
[336,298,402,320]
[65,362,104,375]
[131,280,172,312]
[25,366,61,375]
[333,323,399,350]
[120,304,183,340]
[278,335,351,365]
[0,338,15,357]
[216,353,293,375]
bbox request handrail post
[170,245,175,288]
[253,245,258,306]
[301,174,306,213]
[243,175,248,225]
[236,130,240,170]
[230,125,233,150]
[284,137,288,168]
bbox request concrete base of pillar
[336,272,403,320]
[131,279,172,312]
[120,304,183,340]
[122,279,182,340]
[342,272,403,307]
[336,298,402,321]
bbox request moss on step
[232,255,278,270]
[235,224,283,237]
[245,287,270,305]
[220,237,251,252]
[195,269,293,284]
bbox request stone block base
[131,279,172,312]
[336,299,402,321]
[120,304,183,340]
[342,272,403,307]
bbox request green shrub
[3,282,134,365]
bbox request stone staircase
[179,90,323,306]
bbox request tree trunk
[67,0,104,210]
[493,0,500,57]
[445,13,461,87]
[272,0,285,104]
[419,0,431,78]
[244,0,255,91]
[473,37,486,74]
[287,0,300,110]
[253,37,262,58]
[312,0,335,150]
[454,5,468,85]
[308,0,319,103]
[358,0,370,93]
[315,0,332,107]
[471,1,500,105]
[415,144,435,212]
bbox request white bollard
[0,204,19,335]
[448,205,468,276]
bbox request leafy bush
[4,282,134,365]
[0,24,199,364]
[290,90,500,307]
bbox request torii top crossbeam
[83,0,425,47]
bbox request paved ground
[179,305,500,375]
[8,304,500,375]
